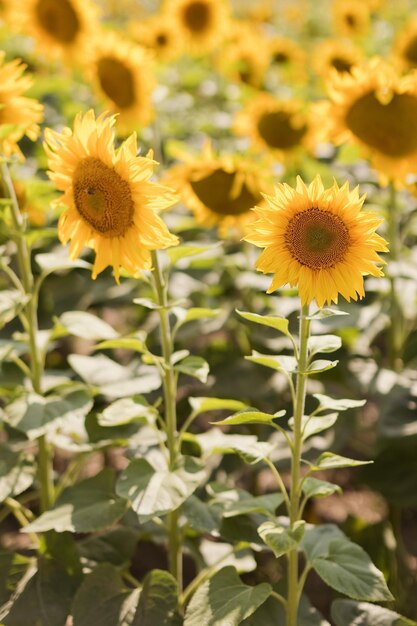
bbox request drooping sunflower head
[44,110,178,282]
[130,15,180,62]
[234,93,315,161]
[393,18,417,70]
[244,175,388,307]
[162,0,230,55]
[165,141,273,236]
[314,57,417,184]
[0,52,43,157]
[268,36,307,80]
[88,31,155,135]
[312,39,362,80]
[332,0,370,37]
[5,0,99,61]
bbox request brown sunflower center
[273,51,289,64]
[156,33,168,47]
[35,0,80,44]
[97,57,136,109]
[285,208,350,269]
[404,36,417,66]
[331,56,353,73]
[345,90,417,157]
[345,13,357,28]
[182,1,211,32]
[257,111,307,150]
[73,157,135,237]
[190,168,259,216]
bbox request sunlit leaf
[236,311,290,337]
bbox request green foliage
[331,599,417,626]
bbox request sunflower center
[190,168,259,216]
[72,157,135,237]
[345,13,356,28]
[285,208,350,269]
[97,57,136,109]
[346,90,417,157]
[257,111,307,150]
[404,36,417,66]
[35,0,80,44]
[156,33,168,47]
[273,51,289,64]
[331,56,353,73]
[182,1,211,32]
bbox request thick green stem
[387,183,402,372]
[150,250,182,594]
[1,159,54,512]
[287,303,310,626]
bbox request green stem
[1,158,54,512]
[387,183,402,372]
[150,250,182,595]
[287,302,310,626]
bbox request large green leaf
[188,397,248,416]
[0,444,36,501]
[116,456,205,521]
[24,469,128,533]
[258,520,305,558]
[241,592,331,626]
[131,570,181,626]
[97,396,157,427]
[57,311,118,340]
[184,566,272,626]
[246,352,297,374]
[331,599,417,626]
[236,311,290,337]
[301,478,342,500]
[308,335,342,356]
[309,452,372,471]
[196,429,274,464]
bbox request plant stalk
[287,302,310,626]
[387,183,402,372]
[150,250,182,594]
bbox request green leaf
[301,478,342,500]
[174,356,209,383]
[133,297,163,310]
[258,520,305,558]
[78,528,139,567]
[301,524,345,561]
[188,397,248,416]
[95,335,148,354]
[246,351,297,373]
[312,539,393,602]
[24,469,128,533]
[309,452,372,471]
[222,493,284,518]
[0,290,29,329]
[131,570,180,626]
[57,311,118,340]
[306,308,349,320]
[331,599,417,626]
[35,250,91,274]
[182,495,221,533]
[168,243,220,265]
[313,394,366,412]
[183,566,272,626]
[98,396,157,427]
[241,591,331,626]
[197,429,274,464]
[307,360,339,374]
[300,413,339,439]
[173,307,221,332]
[236,311,290,337]
[214,410,285,427]
[308,335,342,356]
[116,456,205,521]
[0,444,36,501]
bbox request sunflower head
[87,31,155,135]
[217,25,269,88]
[332,0,370,37]
[0,52,43,157]
[394,18,417,70]
[268,36,307,80]
[312,39,362,80]
[44,109,178,282]
[130,15,180,62]
[165,141,273,237]
[244,175,388,307]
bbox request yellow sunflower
[394,18,417,70]
[312,39,362,79]
[44,110,179,282]
[162,0,229,55]
[332,0,370,37]
[165,142,272,236]
[315,57,417,185]
[268,36,307,81]
[5,0,99,61]
[217,27,269,88]
[88,31,155,135]
[130,15,180,62]
[234,93,315,161]
[244,175,387,308]
[0,52,43,157]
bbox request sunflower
[165,142,272,236]
[217,26,269,88]
[244,175,387,307]
[315,57,417,184]
[162,0,229,55]
[394,18,417,70]
[130,15,180,62]
[332,0,370,37]
[312,39,362,79]
[268,36,306,81]
[88,31,155,135]
[5,0,99,61]
[44,110,179,282]
[234,93,315,161]
[0,52,43,157]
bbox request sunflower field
[1,0,417,624]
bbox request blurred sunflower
[163,0,229,55]
[0,52,43,157]
[130,15,180,62]
[394,18,417,70]
[88,31,155,135]
[5,0,99,60]
[217,26,269,88]
[312,39,362,79]
[244,175,388,307]
[315,57,417,184]
[44,110,178,282]
[165,142,272,236]
[235,93,314,161]
[268,36,306,80]
[332,0,370,37]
